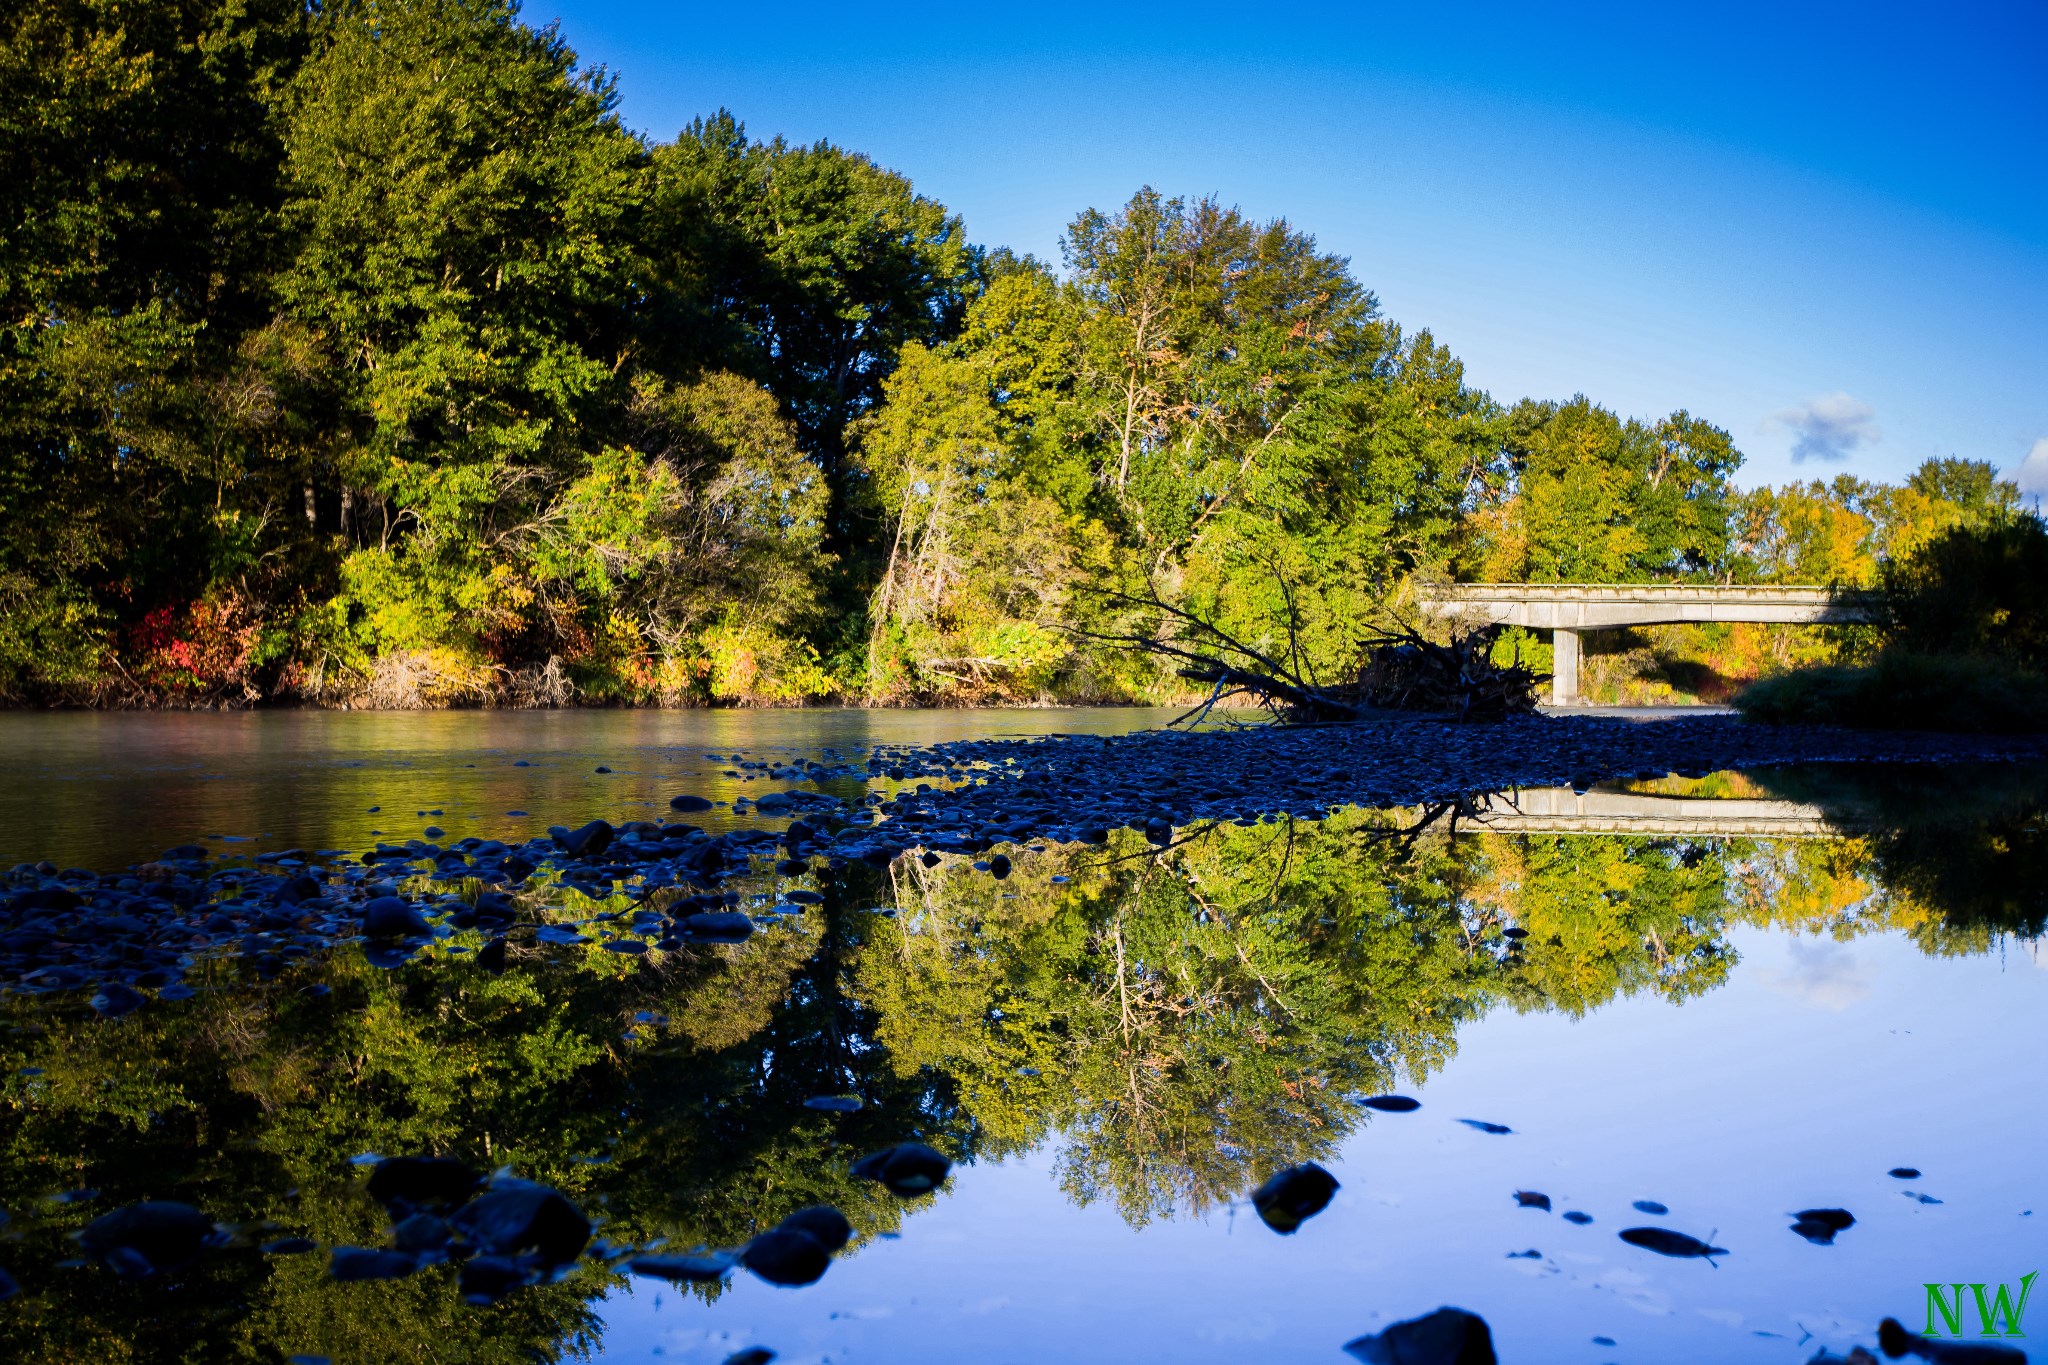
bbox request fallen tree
[1077,582,1547,725]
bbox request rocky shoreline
[3,715,2041,1015]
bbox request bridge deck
[1419,583,1878,705]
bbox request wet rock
[851,1143,952,1197]
[552,820,614,859]
[1789,1208,1855,1245]
[1903,1191,1943,1205]
[1562,1211,1593,1225]
[329,1247,420,1281]
[1513,1191,1551,1211]
[987,853,1012,880]
[1457,1119,1512,1135]
[723,1350,776,1365]
[391,1213,451,1254]
[629,1251,736,1283]
[366,1156,483,1213]
[776,1206,852,1254]
[1889,1167,1921,1179]
[261,1237,318,1255]
[78,1201,215,1275]
[740,1226,831,1286]
[784,890,824,906]
[457,1254,535,1303]
[682,912,754,944]
[668,795,715,812]
[90,982,146,1017]
[1360,1095,1421,1113]
[1880,1318,2027,1362]
[361,896,431,938]
[1342,1306,1497,1364]
[1618,1226,1727,1259]
[450,1183,590,1267]
[1251,1162,1339,1234]
[278,874,323,903]
[1631,1200,1669,1215]
[476,937,508,973]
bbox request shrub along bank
[1736,516,2048,733]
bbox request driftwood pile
[1081,586,1547,725]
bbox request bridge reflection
[1469,786,1844,837]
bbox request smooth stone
[629,1251,735,1283]
[457,1254,535,1303]
[329,1247,420,1281]
[1879,1317,2025,1363]
[740,1227,830,1287]
[776,1206,852,1254]
[682,912,754,944]
[476,937,508,973]
[450,1184,591,1266]
[1618,1227,1727,1259]
[366,1156,483,1212]
[1343,1306,1497,1364]
[361,896,431,938]
[851,1143,952,1197]
[91,982,146,1017]
[78,1201,214,1274]
[1251,1162,1339,1234]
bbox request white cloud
[2016,437,2048,498]
[1768,392,1880,463]
[1757,936,1874,1011]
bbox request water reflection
[0,762,2043,1362]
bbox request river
[0,709,2042,1363]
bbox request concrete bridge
[1421,583,1879,705]
[1467,786,1844,837]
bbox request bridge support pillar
[1552,628,1579,706]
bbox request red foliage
[125,593,267,701]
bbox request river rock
[1342,1306,1497,1364]
[851,1143,952,1196]
[1252,1162,1339,1233]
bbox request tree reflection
[0,766,2041,1359]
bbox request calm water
[0,711,2043,1364]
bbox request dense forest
[1,0,2029,708]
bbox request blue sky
[537,0,2047,494]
